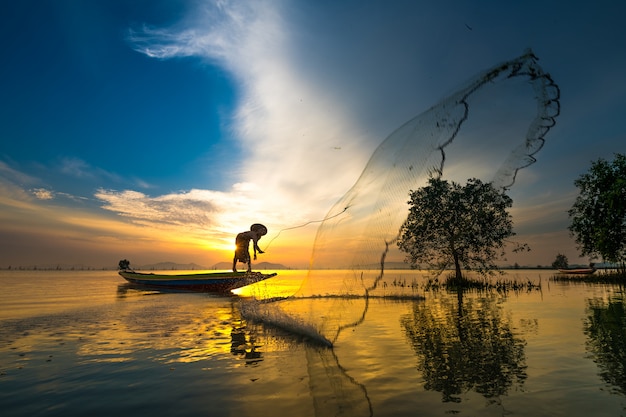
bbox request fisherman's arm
[253,239,264,256]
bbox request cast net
[246,50,560,346]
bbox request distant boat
[557,268,597,275]
[118,270,276,292]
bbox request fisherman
[232,223,267,273]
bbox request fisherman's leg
[232,256,237,273]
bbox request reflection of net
[306,346,373,416]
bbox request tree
[398,177,525,282]
[551,253,569,269]
[118,259,131,270]
[568,153,626,274]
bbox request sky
[1,0,625,269]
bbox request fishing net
[247,50,560,347]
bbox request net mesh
[249,50,560,346]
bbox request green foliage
[551,253,569,269]
[118,259,131,270]
[401,294,527,402]
[568,153,626,273]
[398,177,525,280]
[584,297,626,394]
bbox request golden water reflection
[1,285,273,370]
[4,271,626,416]
[108,284,268,365]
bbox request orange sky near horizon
[0,193,588,270]
[0,194,321,269]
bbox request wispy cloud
[0,160,39,185]
[95,188,219,228]
[59,157,94,179]
[2,159,125,205]
[59,157,126,184]
[125,0,370,237]
[94,182,311,249]
[0,161,45,206]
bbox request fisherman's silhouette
[233,223,267,273]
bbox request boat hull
[118,270,276,292]
[557,268,596,275]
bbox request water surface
[1,269,625,416]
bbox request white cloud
[32,188,54,200]
[122,0,372,242]
[94,182,316,246]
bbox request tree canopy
[568,153,626,273]
[551,253,569,269]
[398,177,524,281]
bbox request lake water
[1,269,625,416]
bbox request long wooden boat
[557,268,597,275]
[118,270,277,292]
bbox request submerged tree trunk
[452,251,463,283]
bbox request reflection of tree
[401,293,527,402]
[584,296,626,394]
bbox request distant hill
[332,262,412,270]
[212,261,290,270]
[254,261,291,270]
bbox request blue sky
[1,0,625,268]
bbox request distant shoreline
[0,265,609,272]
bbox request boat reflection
[116,282,238,297]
